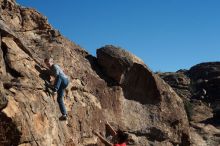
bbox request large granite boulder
[97,45,144,84]
[97,45,190,145]
[97,46,161,104]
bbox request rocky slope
[0,0,219,146]
[158,63,220,146]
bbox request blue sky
[16,0,220,72]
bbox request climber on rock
[44,57,69,121]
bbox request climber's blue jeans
[54,75,69,115]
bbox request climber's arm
[106,121,117,136]
[93,131,113,146]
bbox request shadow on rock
[0,93,8,111]
[0,112,21,146]
[200,112,220,127]
[35,64,51,82]
[122,63,161,105]
[85,55,118,87]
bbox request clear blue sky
[17,0,220,72]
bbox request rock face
[2,0,219,146]
[158,70,191,99]
[97,46,160,105]
[159,63,220,146]
[97,46,144,84]
[188,62,220,104]
[97,45,190,145]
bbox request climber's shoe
[59,114,67,121]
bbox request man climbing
[44,57,69,121]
